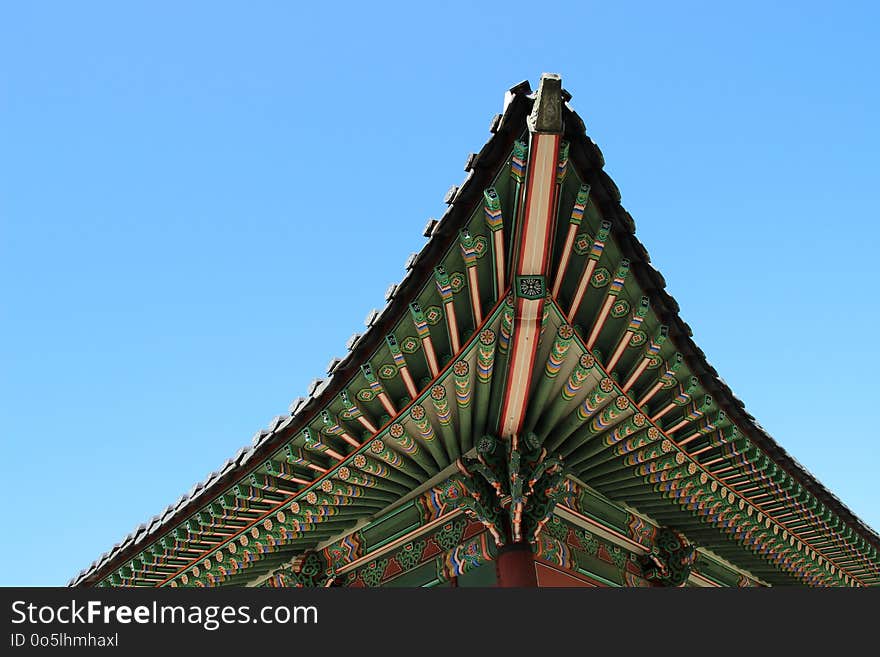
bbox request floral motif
[574,232,592,256]
[396,540,426,572]
[546,516,569,541]
[610,545,628,570]
[518,276,545,299]
[449,271,466,294]
[611,299,631,318]
[400,336,420,353]
[473,235,489,258]
[439,479,463,501]
[378,364,397,380]
[577,529,599,556]
[629,330,647,348]
[435,519,467,551]
[424,305,443,325]
[360,559,388,587]
[591,267,610,288]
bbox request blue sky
[2,2,878,586]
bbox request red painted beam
[498,73,564,439]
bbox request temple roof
[71,74,880,587]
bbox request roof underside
[73,76,880,588]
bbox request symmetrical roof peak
[71,74,880,588]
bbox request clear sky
[2,2,878,586]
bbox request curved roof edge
[71,76,879,586]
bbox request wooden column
[495,542,538,587]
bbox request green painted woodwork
[360,503,423,552]
[574,486,631,533]
[456,560,497,587]
[81,76,880,590]
[640,528,695,587]
[382,561,440,588]
[437,432,568,546]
